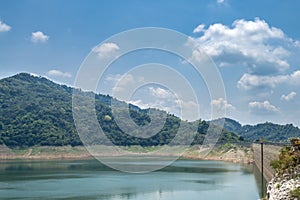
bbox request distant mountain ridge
[0,73,241,147]
[212,118,300,143]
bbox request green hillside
[240,122,300,143]
[213,118,300,143]
[0,73,241,148]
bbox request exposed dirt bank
[0,144,253,164]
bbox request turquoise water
[0,159,260,199]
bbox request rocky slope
[266,167,300,200]
[266,140,300,200]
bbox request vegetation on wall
[270,138,300,175]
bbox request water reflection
[0,159,260,200]
[253,164,268,198]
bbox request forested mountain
[238,122,300,143]
[2,73,296,147]
[212,118,242,133]
[213,118,300,143]
[0,73,241,148]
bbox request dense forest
[1,73,298,148]
[214,118,300,143]
[0,73,241,148]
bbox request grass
[11,148,29,155]
[290,187,300,199]
[9,146,89,157]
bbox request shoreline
[0,144,254,164]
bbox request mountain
[0,73,81,146]
[238,122,300,143]
[213,118,300,143]
[211,118,242,133]
[0,73,241,148]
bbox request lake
[0,159,261,199]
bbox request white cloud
[149,87,174,99]
[175,99,200,120]
[129,99,151,109]
[0,20,11,32]
[93,42,120,58]
[217,0,225,4]
[107,79,200,121]
[249,100,279,113]
[31,31,49,43]
[191,18,296,74]
[210,98,234,118]
[105,74,123,83]
[238,70,300,90]
[105,73,135,84]
[211,98,235,110]
[193,24,205,33]
[238,73,286,90]
[281,91,296,101]
[290,70,300,84]
[47,70,72,78]
[105,73,145,94]
[113,74,135,93]
[29,73,40,77]
[129,98,199,121]
[130,86,200,120]
[129,99,173,113]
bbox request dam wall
[252,143,282,182]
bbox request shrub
[270,139,300,174]
[290,187,300,198]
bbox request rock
[266,174,300,200]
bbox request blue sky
[1,0,300,126]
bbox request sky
[1,0,300,126]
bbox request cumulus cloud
[175,99,199,120]
[105,74,123,83]
[0,20,11,32]
[238,73,286,90]
[191,18,296,74]
[105,75,200,121]
[149,87,174,99]
[211,98,235,118]
[129,98,199,121]
[31,31,49,43]
[29,73,40,77]
[47,70,72,78]
[211,98,235,111]
[281,91,296,101]
[93,42,120,58]
[249,100,279,114]
[217,0,225,4]
[238,70,300,90]
[193,24,205,33]
[105,73,145,94]
[129,99,174,113]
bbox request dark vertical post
[260,137,264,197]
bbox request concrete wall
[252,143,282,182]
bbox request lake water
[0,159,261,200]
